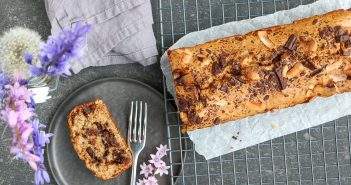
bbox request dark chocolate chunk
[319,27,333,39]
[345,40,351,48]
[103,129,118,147]
[219,84,229,93]
[231,61,241,75]
[187,110,196,123]
[273,68,286,90]
[112,150,125,164]
[232,135,238,140]
[219,53,229,67]
[326,81,334,88]
[228,76,237,86]
[309,68,323,77]
[88,139,96,145]
[194,86,200,101]
[178,98,189,112]
[86,129,99,136]
[302,60,317,70]
[267,71,281,91]
[83,106,91,115]
[272,54,283,64]
[259,55,266,62]
[278,45,288,52]
[235,37,243,41]
[103,150,110,157]
[194,116,201,124]
[211,62,222,75]
[112,150,122,156]
[175,77,184,86]
[284,35,297,50]
[233,77,244,84]
[210,81,218,90]
[269,47,284,61]
[214,117,220,125]
[197,56,204,62]
[94,122,103,131]
[200,97,207,107]
[107,136,118,147]
[86,147,95,159]
[263,95,269,101]
[199,48,204,54]
[335,34,349,43]
[328,26,335,33]
[319,29,325,38]
[312,19,318,25]
[334,26,347,36]
[341,49,351,56]
[114,156,126,164]
[235,76,246,84]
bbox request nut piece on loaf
[68,99,132,180]
[168,9,351,133]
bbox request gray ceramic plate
[47,77,180,185]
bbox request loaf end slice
[68,99,132,180]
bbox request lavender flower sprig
[25,21,92,77]
[32,118,53,184]
[0,76,53,185]
[137,144,170,185]
[1,78,38,168]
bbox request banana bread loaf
[68,99,132,180]
[168,9,351,133]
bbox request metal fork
[128,101,147,185]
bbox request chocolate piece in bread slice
[68,99,132,180]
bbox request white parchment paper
[160,0,351,160]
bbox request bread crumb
[271,123,277,129]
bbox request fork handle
[130,152,140,185]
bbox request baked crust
[168,9,351,133]
[68,99,132,180]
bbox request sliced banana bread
[68,99,132,180]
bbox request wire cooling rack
[155,0,351,184]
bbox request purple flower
[0,70,9,105]
[155,162,170,176]
[0,78,52,184]
[144,176,158,185]
[35,164,50,185]
[27,21,92,77]
[11,74,28,86]
[149,154,163,167]
[31,118,53,184]
[156,144,169,158]
[1,80,39,171]
[140,162,154,177]
[24,53,33,64]
[5,82,32,103]
[136,178,147,185]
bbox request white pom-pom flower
[0,27,42,78]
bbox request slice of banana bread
[68,99,132,180]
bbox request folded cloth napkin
[44,0,158,73]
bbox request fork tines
[128,101,147,143]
